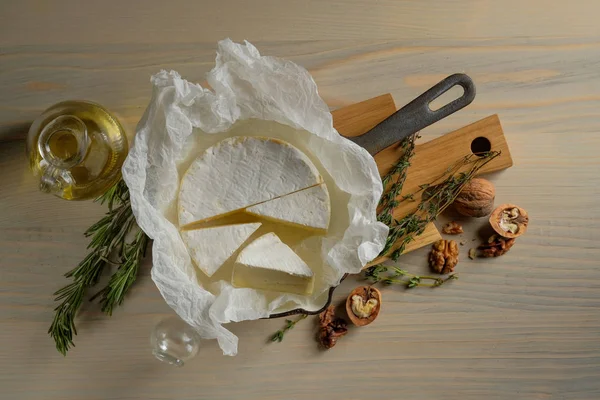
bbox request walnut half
[429,239,459,274]
[489,204,529,238]
[345,286,381,327]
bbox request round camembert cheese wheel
[178,136,323,228]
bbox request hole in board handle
[471,136,492,157]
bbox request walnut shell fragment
[453,178,495,218]
[489,204,529,238]
[429,239,459,274]
[345,286,382,327]
[468,248,477,259]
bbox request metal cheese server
[268,73,476,319]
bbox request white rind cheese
[181,222,262,277]
[232,233,314,295]
[178,136,323,227]
[245,184,330,232]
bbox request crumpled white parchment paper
[122,39,388,356]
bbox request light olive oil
[27,101,128,200]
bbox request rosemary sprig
[48,179,150,355]
[49,283,86,356]
[91,230,149,315]
[271,314,307,342]
[96,179,130,211]
[365,265,458,288]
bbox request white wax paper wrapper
[122,39,389,356]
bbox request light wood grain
[332,93,397,137]
[1,2,600,400]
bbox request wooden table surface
[1,2,599,399]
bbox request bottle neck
[38,115,90,169]
[37,115,90,195]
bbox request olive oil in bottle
[26,101,128,200]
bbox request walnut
[442,221,464,235]
[489,204,529,238]
[453,178,495,218]
[429,239,459,274]
[317,306,348,349]
[479,235,516,257]
[346,286,381,327]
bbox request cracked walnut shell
[489,204,529,238]
[429,239,459,274]
[346,286,381,327]
[453,178,495,218]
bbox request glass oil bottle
[26,101,128,200]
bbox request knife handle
[348,73,476,155]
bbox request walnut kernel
[442,221,464,235]
[479,235,516,257]
[318,306,348,349]
[429,239,459,274]
[351,296,378,318]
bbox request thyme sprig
[378,151,501,260]
[48,180,150,355]
[365,265,458,288]
[378,133,419,226]
[271,314,307,342]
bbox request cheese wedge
[180,222,262,277]
[232,233,314,295]
[245,184,330,232]
[178,136,323,227]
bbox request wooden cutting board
[331,94,513,264]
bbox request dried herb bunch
[378,150,501,261]
[49,179,150,355]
